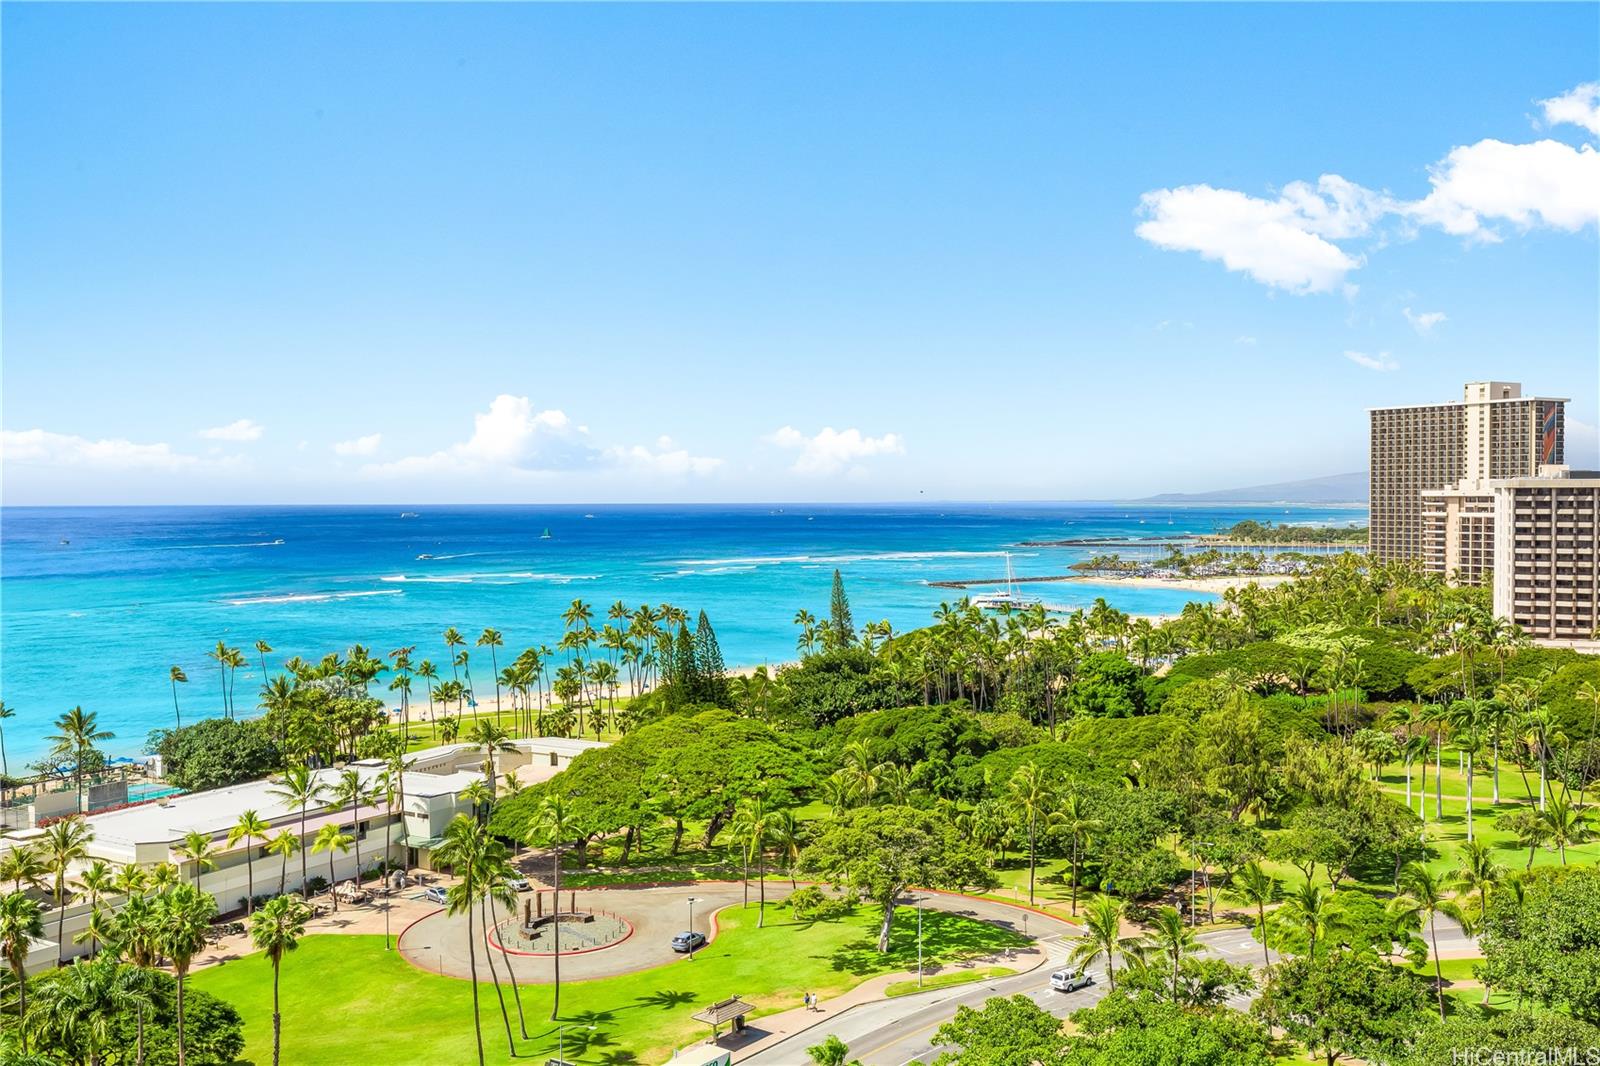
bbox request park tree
[801,805,993,951]
[1398,1011,1600,1066]
[1258,951,1432,1066]
[1480,864,1600,1023]
[930,994,1068,1066]
[149,717,283,793]
[1061,990,1274,1066]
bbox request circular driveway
[398,882,792,982]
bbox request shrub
[787,885,856,921]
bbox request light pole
[916,895,924,989]
[687,896,699,961]
[556,1022,596,1065]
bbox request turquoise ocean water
[0,503,1364,764]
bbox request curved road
[739,904,1477,1065]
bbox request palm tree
[529,794,575,1020]
[167,667,188,729]
[156,882,217,1066]
[267,767,327,896]
[1451,839,1504,924]
[1064,894,1140,991]
[466,720,515,797]
[1540,795,1590,864]
[25,956,151,1066]
[1057,791,1100,916]
[768,808,803,888]
[70,860,114,956]
[330,770,369,883]
[1397,862,1466,1020]
[250,894,313,1066]
[167,830,216,891]
[311,825,353,909]
[207,641,233,716]
[434,815,488,1066]
[0,891,45,1052]
[45,707,114,809]
[42,817,93,963]
[1273,878,1335,960]
[730,796,775,926]
[254,640,274,696]
[267,831,300,897]
[229,811,272,914]
[1448,698,1488,842]
[416,660,440,739]
[1228,860,1279,973]
[1142,905,1202,1002]
[1006,761,1057,906]
[0,700,13,815]
[477,629,505,728]
[0,844,48,894]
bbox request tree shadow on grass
[634,988,699,1010]
[825,909,1031,976]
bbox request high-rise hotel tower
[1370,381,1599,644]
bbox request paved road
[741,920,1266,1066]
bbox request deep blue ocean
[0,503,1365,764]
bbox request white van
[1050,970,1093,992]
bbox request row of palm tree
[0,881,311,1066]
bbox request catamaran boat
[970,553,1043,611]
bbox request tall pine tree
[667,623,698,710]
[693,610,730,706]
[829,568,855,649]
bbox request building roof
[691,997,755,1026]
[84,764,479,849]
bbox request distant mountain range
[1135,472,1368,505]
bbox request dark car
[671,931,706,953]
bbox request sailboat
[971,553,1042,611]
[540,528,553,540]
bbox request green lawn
[885,965,1014,998]
[191,901,1028,1065]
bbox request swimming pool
[126,782,185,803]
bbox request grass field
[191,900,1028,1065]
[884,965,1014,998]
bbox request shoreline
[1062,573,1295,594]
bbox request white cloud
[2,429,204,470]
[365,395,593,477]
[1403,307,1447,335]
[603,436,722,477]
[1407,138,1600,241]
[766,425,905,476]
[1137,84,1600,290]
[333,433,382,457]
[1135,176,1383,294]
[1343,350,1399,372]
[1540,82,1600,136]
[1235,335,1258,346]
[199,419,264,442]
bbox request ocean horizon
[0,501,1365,765]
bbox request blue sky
[3,3,1596,505]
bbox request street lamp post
[556,1023,596,1065]
[917,896,924,989]
[687,896,699,961]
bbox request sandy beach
[1061,573,1296,594]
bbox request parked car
[505,876,530,892]
[422,886,449,905]
[671,931,706,953]
[1050,970,1093,992]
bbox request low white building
[0,735,606,970]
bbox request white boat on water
[971,553,1043,611]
